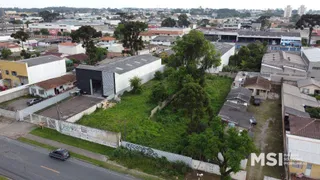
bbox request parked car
[0,86,7,91]
[27,98,43,106]
[49,148,70,161]
[253,98,261,106]
[250,117,257,125]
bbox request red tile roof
[66,53,89,62]
[140,30,183,36]
[35,74,76,90]
[0,42,20,49]
[100,36,116,41]
[289,115,320,139]
[42,52,63,57]
[244,76,271,90]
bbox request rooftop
[77,54,160,74]
[238,30,301,38]
[288,115,320,140]
[35,74,76,90]
[262,51,307,70]
[100,36,116,41]
[226,87,252,104]
[243,76,271,90]
[211,42,234,55]
[152,36,176,43]
[302,47,320,62]
[19,55,64,67]
[297,78,320,88]
[59,42,78,46]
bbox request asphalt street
[0,136,138,180]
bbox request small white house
[58,42,86,55]
[150,36,176,46]
[29,74,76,98]
[207,43,235,73]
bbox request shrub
[163,67,175,78]
[150,83,168,103]
[129,76,142,94]
[154,71,163,80]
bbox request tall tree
[161,17,176,27]
[11,30,29,50]
[39,11,59,22]
[290,14,300,23]
[40,28,50,35]
[186,117,257,180]
[113,23,125,40]
[296,14,320,46]
[121,21,147,55]
[178,14,191,27]
[170,30,221,85]
[174,82,210,133]
[25,20,31,28]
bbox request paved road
[0,136,137,180]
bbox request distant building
[0,9,4,17]
[284,5,293,18]
[58,42,86,55]
[207,42,235,73]
[298,5,307,16]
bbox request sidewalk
[24,134,108,162]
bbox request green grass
[0,176,8,180]
[30,128,114,156]
[77,76,233,153]
[18,136,186,180]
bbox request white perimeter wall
[207,46,235,73]
[115,59,163,94]
[58,45,86,55]
[27,60,67,84]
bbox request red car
[0,86,7,91]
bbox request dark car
[253,98,261,106]
[250,117,257,125]
[27,98,43,106]
[49,148,70,161]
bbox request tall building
[298,5,307,16]
[284,5,292,18]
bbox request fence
[0,85,29,104]
[0,108,17,119]
[121,141,247,179]
[22,113,121,148]
[66,102,102,123]
[17,89,73,120]
[149,94,176,118]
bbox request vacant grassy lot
[78,75,233,153]
[246,100,284,179]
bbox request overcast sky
[2,0,320,10]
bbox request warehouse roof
[302,48,320,62]
[238,30,301,37]
[211,42,234,55]
[297,78,320,88]
[77,54,160,74]
[152,36,176,43]
[19,55,63,67]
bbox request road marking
[40,166,60,174]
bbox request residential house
[226,87,252,106]
[206,43,235,73]
[100,36,116,44]
[243,76,272,99]
[232,71,265,89]
[0,55,66,87]
[76,54,164,97]
[58,42,86,55]
[65,53,89,64]
[260,51,308,82]
[29,74,76,98]
[285,115,320,179]
[97,43,124,53]
[150,36,176,46]
[297,78,320,95]
[0,42,22,52]
[139,32,157,42]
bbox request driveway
[0,117,34,139]
[38,95,103,120]
[0,97,33,111]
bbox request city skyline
[1,0,318,10]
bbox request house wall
[58,45,86,55]
[141,35,157,42]
[29,85,55,98]
[150,41,172,46]
[9,47,22,52]
[307,61,320,80]
[299,84,320,95]
[0,61,28,87]
[207,46,235,73]
[115,59,163,95]
[76,69,102,95]
[289,160,320,178]
[244,85,269,99]
[27,59,66,84]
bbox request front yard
[246,100,285,179]
[77,75,233,153]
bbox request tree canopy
[39,10,59,22]
[296,14,320,46]
[40,28,50,35]
[113,23,125,40]
[178,14,191,27]
[121,21,148,55]
[161,17,176,27]
[71,25,102,48]
[11,30,29,49]
[1,48,12,59]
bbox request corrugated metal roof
[302,48,320,62]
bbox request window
[312,67,320,70]
[11,71,17,76]
[292,161,303,169]
[38,89,45,95]
[31,88,37,94]
[5,70,9,75]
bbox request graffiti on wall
[125,142,158,158]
